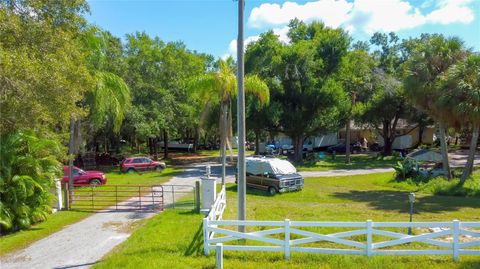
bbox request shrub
[420,177,480,198]
[392,158,418,180]
[0,130,62,234]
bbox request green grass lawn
[297,154,399,171]
[0,168,181,257]
[93,172,480,269]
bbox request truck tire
[268,186,277,195]
[155,166,163,172]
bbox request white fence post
[216,243,223,269]
[204,218,209,255]
[55,180,63,210]
[453,220,460,262]
[366,220,373,257]
[284,219,291,260]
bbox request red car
[62,166,107,185]
[120,157,166,173]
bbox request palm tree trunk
[345,120,351,163]
[226,101,234,161]
[460,124,479,184]
[438,122,451,179]
[220,103,227,186]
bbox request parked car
[327,143,363,154]
[120,157,166,173]
[237,157,304,195]
[62,166,107,185]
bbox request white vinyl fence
[204,219,480,262]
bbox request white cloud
[247,0,476,34]
[348,0,426,33]
[426,0,474,24]
[224,35,261,60]
[224,27,290,59]
[225,0,476,59]
[248,0,353,29]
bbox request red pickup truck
[62,166,107,185]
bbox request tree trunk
[345,120,351,163]
[193,128,199,153]
[382,121,393,156]
[226,102,234,161]
[154,137,158,160]
[67,116,76,209]
[460,124,479,184]
[293,136,304,163]
[254,131,260,155]
[438,122,451,179]
[418,125,424,147]
[163,130,169,159]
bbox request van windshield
[270,159,297,175]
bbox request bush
[420,177,480,197]
[0,130,62,234]
[392,158,418,180]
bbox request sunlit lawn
[0,168,181,257]
[93,172,480,269]
[297,154,399,171]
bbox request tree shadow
[332,190,480,213]
[184,221,204,256]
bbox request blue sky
[86,0,480,58]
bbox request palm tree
[66,29,131,195]
[0,130,61,233]
[191,58,269,181]
[338,50,375,163]
[404,35,467,179]
[440,54,480,183]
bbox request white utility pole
[237,0,246,232]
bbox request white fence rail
[204,219,480,262]
[203,186,227,257]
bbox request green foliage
[439,53,480,125]
[392,159,418,181]
[403,34,468,125]
[0,1,93,135]
[248,20,351,161]
[0,130,62,233]
[420,176,480,198]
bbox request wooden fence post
[63,183,70,210]
[216,243,223,269]
[453,220,460,262]
[195,181,201,213]
[285,219,291,260]
[366,220,373,257]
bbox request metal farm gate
[66,184,164,211]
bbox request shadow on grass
[184,221,204,256]
[332,190,480,213]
